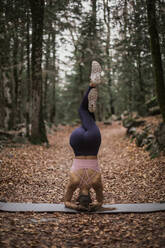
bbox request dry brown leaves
[0,121,165,248]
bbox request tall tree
[103,0,115,115]
[25,4,31,137]
[29,0,48,144]
[146,0,165,122]
[0,0,14,129]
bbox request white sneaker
[90,61,102,85]
[88,87,98,113]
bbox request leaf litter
[0,121,165,247]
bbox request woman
[64,61,103,211]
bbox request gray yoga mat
[0,202,165,213]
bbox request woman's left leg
[70,86,101,156]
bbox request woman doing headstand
[64,61,103,211]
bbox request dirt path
[0,122,165,247]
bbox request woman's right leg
[78,87,96,131]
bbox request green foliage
[111,1,153,116]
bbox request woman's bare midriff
[75,155,97,159]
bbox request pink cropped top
[70,159,100,187]
[70,159,100,172]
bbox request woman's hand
[76,204,88,211]
[88,202,102,211]
[65,201,88,211]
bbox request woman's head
[77,192,92,208]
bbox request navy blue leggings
[70,87,101,156]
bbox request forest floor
[0,120,165,248]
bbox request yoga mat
[0,202,165,213]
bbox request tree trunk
[50,31,56,124]
[103,0,115,115]
[91,0,97,37]
[0,69,5,129]
[0,1,5,129]
[146,0,165,122]
[26,6,31,137]
[29,0,48,144]
[136,53,147,116]
[43,33,51,121]
[0,1,13,130]
[12,29,19,128]
[91,0,98,60]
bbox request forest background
[0,0,165,144]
